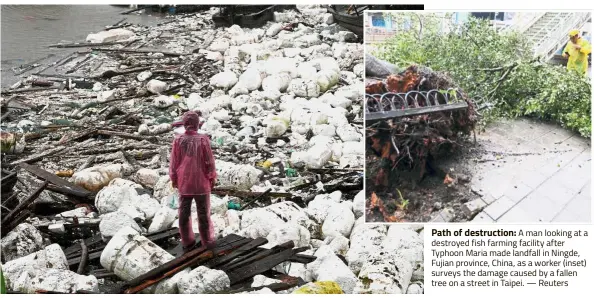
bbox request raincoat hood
[569,29,580,37]
[182,111,201,132]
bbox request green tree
[374,13,591,137]
[1,266,7,294]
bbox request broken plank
[289,253,316,264]
[219,241,294,272]
[109,234,239,293]
[9,146,67,166]
[107,17,128,28]
[263,270,304,282]
[66,55,92,74]
[147,227,180,242]
[135,31,165,49]
[48,40,132,48]
[1,86,58,95]
[46,183,92,200]
[308,167,364,173]
[59,128,98,145]
[217,247,261,269]
[77,144,159,156]
[1,170,17,182]
[124,237,252,294]
[0,110,11,122]
[262,271,306,290]
[91,66,151,79]
[91,270,117,279]
[67,228,178,261]
[97,129,158,142]
[1,181,47,226]
[211,237,253,256]
[123,251,213,294]
[18,163,92,197]
[226,246,297,285]
[55,52,78,67]
[205,238,268,269]
[289,172,355,191]
[91,48,187,57]
[1,171,17,191]
[219,246,314,268]
[216,249,264,272]
[35,73,86,79]
[2,210,32,237]
[211,189,292,199]
[239,189,271,211]
[76,156,96,172]
[291,247,309,254]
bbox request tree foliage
[374,14,592,137]
[1,266,6,294]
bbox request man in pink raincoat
[169,111,217,253]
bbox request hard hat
[569,29,580,37]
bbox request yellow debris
[257,160,274,169]
[292,281,344,294]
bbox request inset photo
[364,12,592,223]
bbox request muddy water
[1,5,164,86]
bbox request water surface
[1,5,163,86]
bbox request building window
[371,13,386,27]
[471,12,505,21]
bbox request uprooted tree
[374,14,592,138]
[366,65,478,187]
[365,63,480,222]
[366,14,591,222]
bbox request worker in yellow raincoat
[562,29,591,76]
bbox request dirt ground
[365,116,591,223]
[365,137,482,223]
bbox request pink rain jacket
[169,111,217,196]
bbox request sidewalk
[469,118,591,223]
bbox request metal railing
[365,89,469,122]
[496,12,590,61]
[500,12,547,34]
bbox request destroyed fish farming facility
[1,4,424,295]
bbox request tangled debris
[1,5,423,295]
[365,59,479,223]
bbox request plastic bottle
[168,192,179,209]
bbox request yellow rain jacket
[563,37,591,75]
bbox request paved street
[469,118,591,223]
